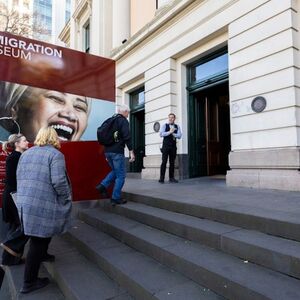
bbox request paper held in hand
[10,192,17,205]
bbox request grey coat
[16,145,72,238]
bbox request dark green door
[130,109,145,172]
[129,88,145,173]
[188,93,207,177]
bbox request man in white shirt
[159,113,182,183]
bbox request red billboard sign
[0,31,115,203]
[0,32,115,100]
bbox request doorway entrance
[189,82,230,177]
[130,109,145,172]
[129,88,145,173]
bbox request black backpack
[97,115,120,146]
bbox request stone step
[78,207,300,300]
[123,191,300,242]
[0,263,64,300]
[64,219,224,300]
[101,201,300,279]
[44,235,133,300]
[101,201,239,249]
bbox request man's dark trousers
[160,146,177,181]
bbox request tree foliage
[0,1,48,38]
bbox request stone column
[142,58,182,180]
[91,0,112,56]
[112,0,130,48]
[226,0,300,190]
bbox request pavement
[123,176,300,217]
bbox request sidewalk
[123,177,300,219]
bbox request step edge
[64,221,223,300]
[100,204,300,279]
[78,209,300,300]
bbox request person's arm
[173,125,182,139]
[5,154,19,190]
[160,123,172,137]
[120,118,133,150]
[129,150,135,162]
[120,118,135,162]
[50,152,72,204]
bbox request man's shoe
[42,253,55,262]
[20,277,50,294]
[111,198,127,206]
[158,179,164,184]
[96,184,109,198]
[169,178,178,183]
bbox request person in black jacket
[96,105,135,205]
[159,113,182,183]
[1,133,29,265]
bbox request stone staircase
[1,190,300,299]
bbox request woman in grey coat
[16,126,72,294]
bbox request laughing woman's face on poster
[0,82,90,143]
[17,89,89,142]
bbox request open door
[129,88,145,173]
[189,82,230,176]
[205,89,230,175]
[130,109,145,172]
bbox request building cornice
[58,19,71,45]
[72,0,91,20]
[110,0,197,60]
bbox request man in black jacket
[159,113,182,183]
[96,105,135,205]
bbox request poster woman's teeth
[51,124,74,140]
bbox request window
[65,0,71,23]
[84,22,90,53]
[130,88,145,111]
[32,0,52,41]
[191,52,228,85]
[187,49,229,93]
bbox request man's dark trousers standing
[160,146,177,181]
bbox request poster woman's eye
[74,104,88,113]
[47,95,65,104]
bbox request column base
[227,148,300,191]
[227,169,300,191]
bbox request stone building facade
[61,0,300,191]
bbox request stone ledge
[227,169,300,191]
[229,148,300,169]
